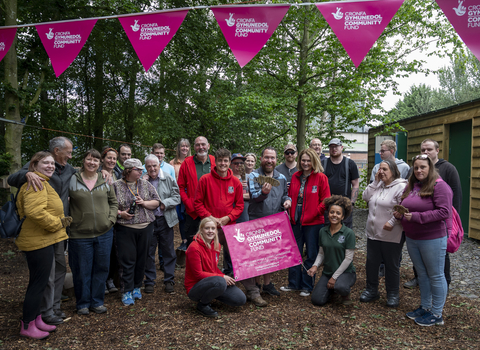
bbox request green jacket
[68,172,118,239]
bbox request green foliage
[355,167,369,209]
[0,152,14,176]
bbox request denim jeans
[406,236,447,316]
[288,207,322,292]
[188,276,246,307]
[40,241,67,317]
[69,228,113,309]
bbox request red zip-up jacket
[194,167,244,224]
[178,155,216,219]
[184,234,223,294]
[288,171,331,226]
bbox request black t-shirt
[323,157,359,198]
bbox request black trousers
[115,223,154,293]
[366,237,405,294]
[185,214,201,247]
[24,245,55,323]
[311,272,356,306]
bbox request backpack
[447,207,463,253]
[0,192,25,239]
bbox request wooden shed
[368,98,480,240]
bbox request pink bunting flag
[0,28,17,63]
[36,19,97,77]
[316,0,404,67]
[212,5,290,67]
[119,10,188,72]
[436,0,480,61]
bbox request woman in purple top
[394,155,452,327]
[113,158,160,307]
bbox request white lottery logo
[332,7,344,20]
[131,20,140,32]
[46,28,54,40]
[226,13,235,27]
[453,0,467,16]
[233,228,245,243]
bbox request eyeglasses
[412,154,428,161]
[284,151,296,155]
[232,162,244,165]
[379,149,391,154]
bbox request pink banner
[212,5,290,67]
[119,11,188,72]
[316,0,404,67]
[0,28,17,63]
[436,0,480,61]
[223,212,301,281]
[36,20,97,77]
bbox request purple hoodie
[401,179,453,240]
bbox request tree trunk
[4,0,22,173]
[296,16,309,153]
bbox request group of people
[9,134,460,339]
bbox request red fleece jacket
[184,234,223,294]
[288,171,331,226]
[194,167,244,224]
[178,155,216,219]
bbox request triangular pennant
[212,5,290,68]
[36,19,97,77]
[436,0,480,61]
[0,28,17,63]
[119,10,188,72]
[316,0,404,67]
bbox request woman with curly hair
[308,195,356,306]
[393,155,452,326]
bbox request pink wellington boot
[35,315,56,332]
[20,319,49,339]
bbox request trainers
[77,308,89,315]
[165,281,174,294]
[359,289,380,303]
[90,305,107,314]
[300,291,311,297]
[121,292,135,306]
[106,279,118,293]
[144,284,154,293]
[406,306,428,320]
[404,277,418,289]
[280,286,297,292]
[248,295,268,307]
[132,288,142,300]
[54,309,66,319]
[262,283,280,296]
[196,303,218,318]
[414,311,444,326]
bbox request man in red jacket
[178,136,216,247]
[194,148,244,276]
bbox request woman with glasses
[68,149,118,315]
[393,154,452,326]
[360,160,407,308]
[113,159,160,306]
[281,148,330,297]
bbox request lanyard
[124,180,139,198]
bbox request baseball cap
[328,138,343,146]
[231,153,246,162]
[284,143,297,152]
[123,158,145,170]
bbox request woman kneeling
[308,195,356,306]
[184,217,246,317]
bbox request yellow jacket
[16,172,68,251]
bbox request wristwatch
[117,213,122,219]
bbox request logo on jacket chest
[311,186,317,193]
[338,235,345,244]
[228,186,234,194]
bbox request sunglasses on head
[284,150,295,155]
[412,154,428,161]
